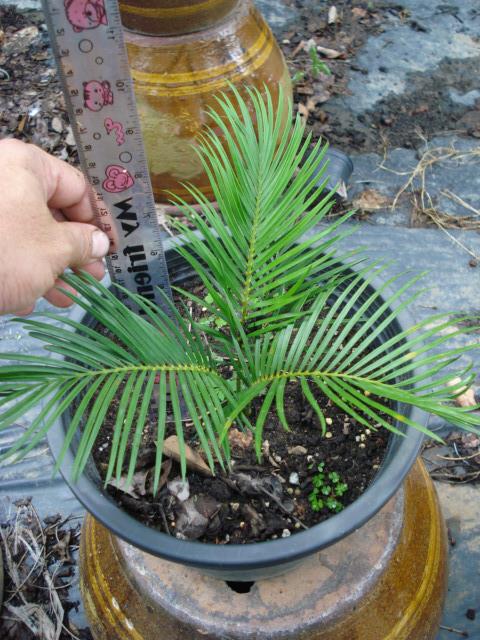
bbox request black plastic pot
[47,237,426,581]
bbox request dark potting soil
[90,281,390,545]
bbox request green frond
[170,85,357,338]
[1,85,479,497]
[0,272,232,484]
[224,283,480,458]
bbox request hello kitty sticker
[83,80,113,112]
[64,0,107,32]
[103,164,134,193]
[104,117,125,145]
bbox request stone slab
[435,481,480,640]
[348,136,480,227]
[344,0,480,114]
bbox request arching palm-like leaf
[0,87,479,490]
[222,272,480,459]
[171,86,359,337]
[0,272,232,483]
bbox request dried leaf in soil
[163,435,213,476]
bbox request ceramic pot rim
[47,236,426,572]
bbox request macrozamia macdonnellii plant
[0,87,479,493]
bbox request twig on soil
[256,486,308,530]
[430,470,480,483]
[381,139,480,258]
[439,623,469,637]
[442,189,480,218]
[0,502,86,640]
[437,451,480,462]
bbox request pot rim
[47,235,426,571]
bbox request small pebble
[360,433,366,442]
[294,488,301,496]
[65,127,76,146]
[325,431,333,439]
[274,455,282,463]
[326,417,333,426]
[355,435,361,443]
[359,443,366,449]
[307,454,314,462]
[466,608,476,621]
[373,464,379,470]
[288,445,308,455]
[364,390,371,396]
[294,522,301,529]
[239,521,245,528]
[282,529,291,538]
[51,116,63,133]
[167,478,190,502]
[289,472,300,485]
[365,429,371,435]
[287,487,294,495]
[231,502,239,512]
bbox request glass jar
[119,0,292,203]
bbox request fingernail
[91,229,110,258]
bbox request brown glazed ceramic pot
[118,0,292,203]
[80,460,447,640]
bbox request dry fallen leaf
[353,188,389,211]
[298,102,310,123]
[292,39,307,57]
[168,477,190,502]
[108,469,149,498]
[292,37,317,57]
[228,427,253,451]
[312,89,331,104]
[296,85,314,96]
[163,435,213,476]
[288,445,308,455]
[352,7,368,18]
[317,45,345,59]
[447,378,477,408]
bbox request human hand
[0,139,111,315]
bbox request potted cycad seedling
[0,88,479,583]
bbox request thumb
[56,221,110,269]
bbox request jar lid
[119,0,240,36]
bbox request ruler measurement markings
[42,0,172,314]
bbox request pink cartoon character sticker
[104,117,125,145]
[103,165,134,193]
[64,0,107,32]
[83,80,113,112]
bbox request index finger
[9,141,96,223]
[39,149,97,223]
[41,150,116,241]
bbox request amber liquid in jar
[120,0,292,203]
